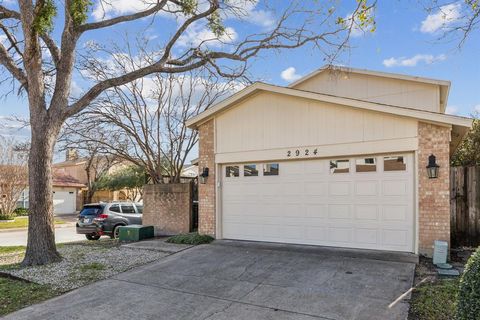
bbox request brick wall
[142,183,192,235]
[198,119,216,236]
[418,122,451,256]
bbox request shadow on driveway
[4,241,416,320]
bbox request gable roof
[288,65,451,113]
[186,81,472,154]
[186,82,470,129]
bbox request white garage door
[221,154,415,252]
[53,191,76,215]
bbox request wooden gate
[450,166,480,247]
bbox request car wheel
[112,225,122,239]
[86,234,100,241]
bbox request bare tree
[0,0,375,265]
[0,136,28,218]
[64,68,237,184]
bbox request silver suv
[76,202,143,240]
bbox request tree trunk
[22,119,62,266]
[86,188,95,204]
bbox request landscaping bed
[0,240,170,315]
[408,248,474,320]
[1,240,169,292]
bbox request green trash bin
[118,225,154,242]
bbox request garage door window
[330,160,349,174]
[244,164,258,177]
[384,156,406,171]
[356,158,376,172]
[263,163,279,176]
[226,165,239,177]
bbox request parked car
[76,202,143,240]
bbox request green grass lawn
[409,278,459,320]
[0,246,25,255]
[0,217,66,230]
[0,277,58,317]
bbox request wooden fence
[450,166,480,247]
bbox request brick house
[186,66,472,257]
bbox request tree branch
[77,0,168,33]
[0,42,27,86]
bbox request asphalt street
[0,226,85,246]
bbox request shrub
[13,207,29,216]
[0,213,15,221]
[166,232,214,245]
[456,247,480,320]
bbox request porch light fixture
[200,167,209,184]
[426,154,439,179]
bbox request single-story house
[186,66,473,256]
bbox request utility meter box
[119,225,154,242]
[433,240,449,265]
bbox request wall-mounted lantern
[200,167,209,184]
[426,154,439,179]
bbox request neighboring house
[53,151,133,206]
[17,171,85,215]
[186,66,473,257]
[181,164,198,178]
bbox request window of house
[121,204,136,214]
[263,163,279,176]
[330,160,350,174]
[356,158,377,172]
[384,156,406,171]
[225,165,239,177]
[244,164,258,177]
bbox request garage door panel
[305,182,328,196]
[382,180,408,196]
[328,227,353,243]
[328,204,352,220]
[305,205,328,218]
[382,229,409,247]
[354,205,379,221]
[222,154,415,252]
[355,181,378,196]
[382,205,409,222]
[328,182,351,196]
[306,226,328,241]
[354,228,379,245]
[263,224,303,240]
[303,160,327,174]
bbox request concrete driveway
[4,241,416,320]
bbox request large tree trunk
[22,119,62,266]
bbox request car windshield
[79,206,103,216]
[136,205,143,213]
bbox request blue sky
[0,0,479,141]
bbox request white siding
[292,71,440,113]
[216,91,418,155]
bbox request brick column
[198,119,216,236]
[418,122,451,256]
